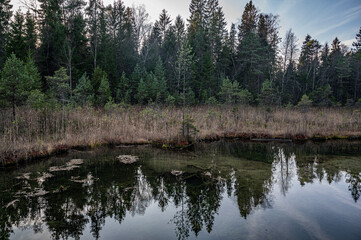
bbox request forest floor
[1,105,361,166]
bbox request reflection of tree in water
[1,141,361,239]
[130,168,153,216]
[233,170,272,218]
[273,147,296,196]
[346,171,361,202]
[170,181,190,240]
[0,158,140,240]
[167,176,224,239]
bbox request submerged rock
[49,165,80,172]
[31,188,48,197]
[117,155,139,164]
[3,199,19,209]
[171,170,183,177]
[204,172,212,178]
[67,159,84,166]
[16,173,31,180]
[49,159,84,172]
[36,172,54,185]
[70,173,97,186]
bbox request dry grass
[1,105,361,165]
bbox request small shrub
[297,95,312,108]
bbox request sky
[11,0,361,48]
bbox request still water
[1,141,361,240]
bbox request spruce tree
[6,10,26,60]
[73,73,94,105]
[37,0,66,85]
[24,11,37,55]
[0,0,12,67]
[97,73,111,106]
[46,67,71,105]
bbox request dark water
[1,141,361,240]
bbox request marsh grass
[1,105,360,165]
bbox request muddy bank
[2,132,361,168]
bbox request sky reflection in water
[1,141,360,240]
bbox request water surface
[1,141,361,240]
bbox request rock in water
[49,159,84,172]
[117,155,139,164]
[171,170,183,177]
[67,159,84,166]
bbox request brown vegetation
[1,105,361,166]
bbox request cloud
[342,39,355,47]
[314,13,358,36]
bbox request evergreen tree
[91,66,109,104]
[297,34,321,93]
[63,0,87,91]
[116,72,131,103]
[24,11,37,55]
[219,77,239,104]
[259,79,278,106]
[73,73,94,105]
[154,58,168,102]
[130,64,143,103]
[37,0,66,86]
[351,28,361,101]
[281,29,298,101]
[136,78,147,104]
[0,0,12,67]
[97,72,111,106]
[46,67,71,105]
[238,0,257,39]
[86,0,103,70]
[0,54,41,119]
[352,27,361,52]
[155,9,171,44]
[6,10,26,60]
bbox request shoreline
[1,106,360,168]
[2,132,361,168]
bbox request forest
[0,0,361,164]
[0,0,360,110]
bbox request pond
[1,141,361,240]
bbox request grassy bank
[1,105,361,166]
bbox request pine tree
[24,11,37,55]
[63,0,87,91]
[259,79,278,106]
[97,72,111,106]
[205,0,226,63]
[238,0,257,39]
[37,0,66,85]
[351,28,361,101]
[155,9,171,43]
[154,58,168,102]
[0,54,40,119]
[136,78,147,104]
[91,66,109,104]
[353,27,361,52]
[46,67,71,105]
[281,29,298,100]
[73,73,94,105]
[0,0,12,67]
[130,64,143,103]
[219,77,239,104]
[188,0,205,37]
[86,0,103,70]
[6,10,26,60]
[298,34,321,93]
[116,72,131,103]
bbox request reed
[1,105,360,165]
